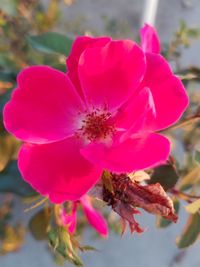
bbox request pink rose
[3,25,189,203]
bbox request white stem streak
[141,0,160,26]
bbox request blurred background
[0,0,200,266]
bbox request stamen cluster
[79,109,115,141]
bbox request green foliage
[1,1,200,264]
[48,227,84,267]
[163,20,200,61]
[0,161,36,196]
[150,164,179,191]
[0,90,12,114]
[0,71,16,82]
[27,32,73,56]
[176,213,200,249]
[29,209,51,240]
[195,150,200,164]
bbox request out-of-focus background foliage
[0,0,200,266]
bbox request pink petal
[81,133,170,173]
[140,23,161,53]
[3,66,84,144]
[139,53,189,131]
[78,40,146,111]
[18,137,103,203]
[115,87,156,133]
[67,36,111,97]
[80,195,108,237]
[61,203,77,233]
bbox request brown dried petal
[113,201,144,234]
[125,182,178,222]
[103,174,178,234]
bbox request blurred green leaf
[27,32,73,56]
[79,245,97,252]
[0,71,16,82]
[149,164,179,191]
[0,160,36,196]
[156,200,180,228]
[195,151,200,164]
[179,166,200,191]
[0,89,12,113]
[0,224,25,254]
[176,213,200,248]
[29,209,50,240]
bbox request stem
[141,0,159,26]
[171,188,200,201]
[165,116,200,131]
[24,197,48,212]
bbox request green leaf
[176,213,200,248]
[195,151,200,164]
[27,32,73,56]
[0,160,36,196]
[149,164,179,191]
[79,245,97,252]
[29,209,50,240]
[156,200,180,228]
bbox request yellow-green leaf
[0,135,19,172]
[185,199,200,214]
[179,166,200,190]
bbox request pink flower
[61,195,108,237]
[140,23,160,54]
[3,25,189,203]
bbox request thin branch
[165,116,200,131]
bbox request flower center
[78,109,115,142]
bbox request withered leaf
[126,182,178,222]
